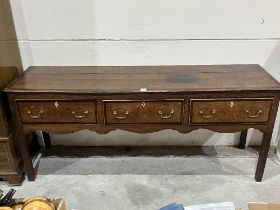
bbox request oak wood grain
[17,100,97,123]
[190,99,272,124]
[5,65,280,93]
[105,100,183,124]
[5,65,280,183]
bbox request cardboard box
[248,202,280,210]
[53,198,67,210]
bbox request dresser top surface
[5,65,280,94]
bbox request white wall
[9,0,280,146]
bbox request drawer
[190,98,273,124]
[104,100,183,124]
[17,100,97,123]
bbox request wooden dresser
[0,67,22,184]
[4,65,280,182]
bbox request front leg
[16,131,36,181]
[255,132,272,182]
[8,96,37,181]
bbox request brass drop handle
[158,109,175,119]
[27,110,44,119]
[199,109,216,119]
[113,110,129,120]
[245,109,263,118]
[72,110,89,118]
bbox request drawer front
[0,142,11,170]
[17,100,97,123]
[190,99,272,124]
[105,100,183,124]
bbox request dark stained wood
[5,65,280,94]
[19,123,272,135]
[0,134,22,185]
[0,173,23,185]
[0,67,19,136]
[42,132,52,149]
[0,0,24,184]
[239,130,248,149]
[255,133,272,182]
[4,65,280,183]
[255,98,280,181]
[0,141,11,169]
[0,67,23,185]
[190,99,272,124]
[7,91,36,181]
[17,133,35,181]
